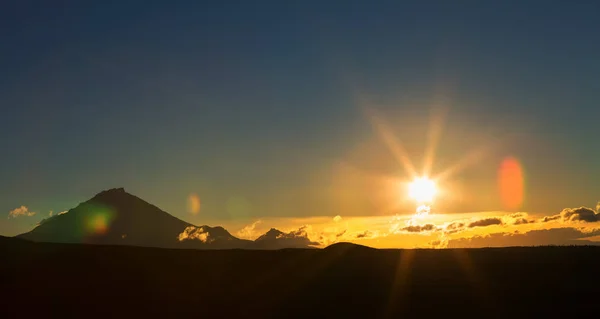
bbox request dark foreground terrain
[2,237,599,318]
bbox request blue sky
[1,1,599,236]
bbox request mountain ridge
[16,188,319,250]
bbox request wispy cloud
[7,206,36,219]
[355,230,380,239]
[236,220,262,240]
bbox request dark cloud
[560,207,599,223]
[541,215,561,222]
[355,230,373,238]
[336,230,347,238]
[540,206,600,223]
[445,222,465,234]
[468,218,503,228]
[513,218,531,225]
[447,228,600,248]
[401,224,438,233]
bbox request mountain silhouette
[17,188,251,249]
[252,227,319,249]
[16,188,322,250]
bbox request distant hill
[15,188,319,250]
[3,241,600,317]
[16,188,251,249]
[253,228,319,249]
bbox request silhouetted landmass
[15,188,315,250]
[253,228,320,249]
[2,239,599,318]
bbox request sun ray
[385,249,415,317]
[365,107,418,178]
[451,249,498,312]
[422,105,449,177]
[435,143,492,182]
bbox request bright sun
[408,177,437,203]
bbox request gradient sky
[2,1,599,237]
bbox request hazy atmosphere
[2,1,599,248]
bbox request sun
[408,177,437,203]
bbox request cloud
[8,206,36,219]
[540,206,600,223]
[49,211,53,217]
[57,210,68,215]
[355,230,372,238]
[560,207,599,222]
[468,217,503,228]
[541,215,561,222]
[444,222,465,234]
[446,227,600,248]
[513,218,530,225]
[236,220,262,239]
[401,223,438,233]
[333,215,342,223]
[178,226,211,243]
[440,213,534,235]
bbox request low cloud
[57,211,68,215]
[439,213,534,235]
[236,220,262,240]
[8,206,36,219]
[560,207,599,222]
[178,226,211,243]
[446,227,600,248]
[401,224,438,233]
[468,218,503,228]
[541,215,561,222]
[355,230,373,238]
[513,218,530,225]
[540,206,600,223]
[445,222,465,234]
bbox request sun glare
[408,177,437,203]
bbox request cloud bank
[446,228,600,248]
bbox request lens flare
[498,157,524,210]
[86,212,113,235]
[188,194,201,215]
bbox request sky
[1,1,599,246]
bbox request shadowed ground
[2,238,599,318]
